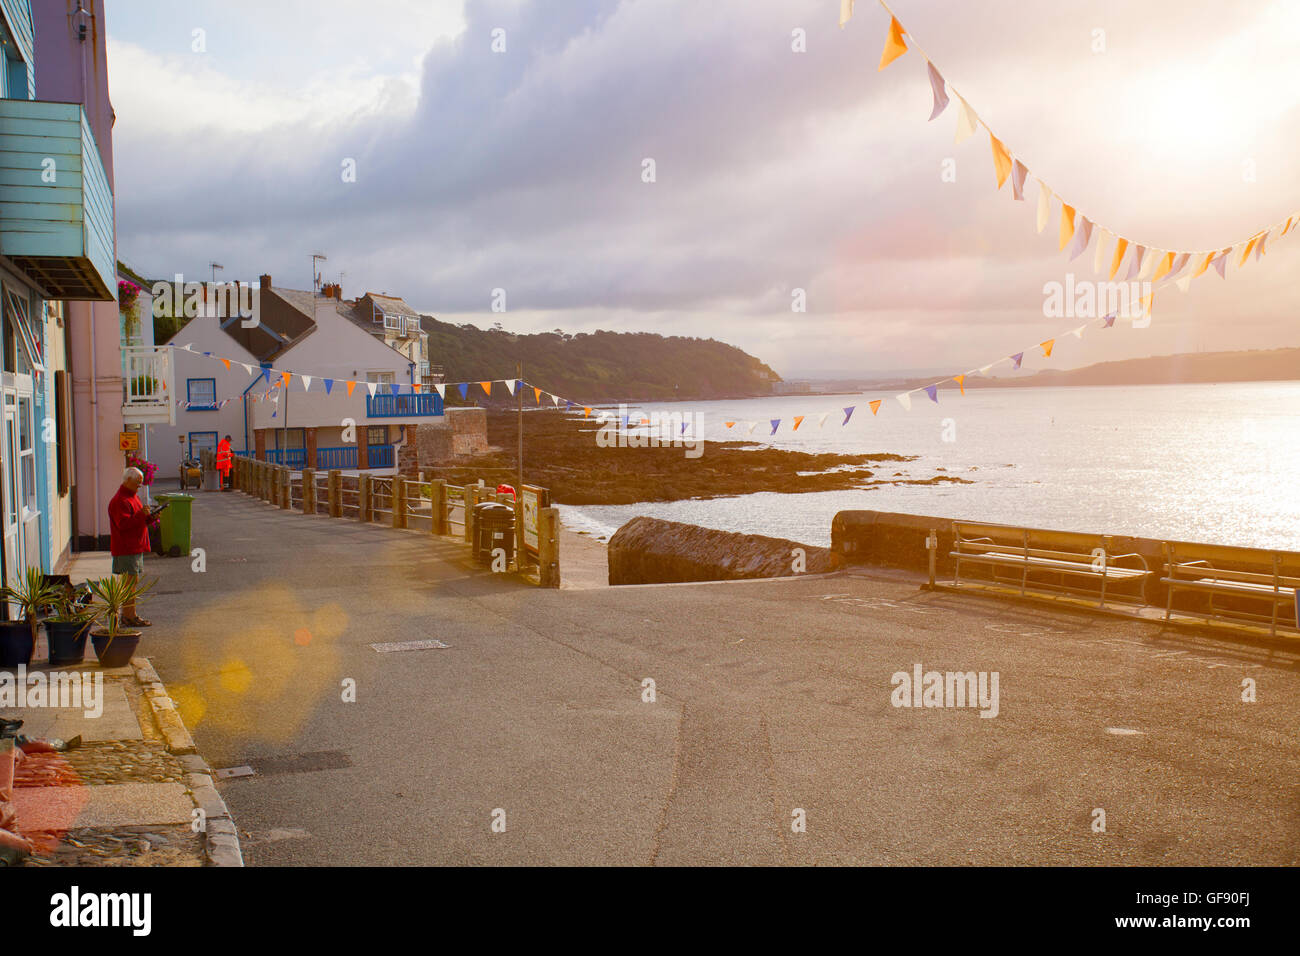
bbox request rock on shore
[608,516,842,585]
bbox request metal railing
[365,394,443,418]
[317,446,357,470]
[266,448,308,468]
[369,444,396,469]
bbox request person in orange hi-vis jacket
[215,435,233,491]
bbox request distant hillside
[423,320,780,402]
[899,347,1300,392]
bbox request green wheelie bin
[154,493,194,557]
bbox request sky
[105,0,1300,378]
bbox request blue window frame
[187,377,217,410]
[188,432,218,459]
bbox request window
[186,378,217,410]
[18,396,35,517]
[381,311,401,331]
[405,317,420,334]
[3,285,41,374]
[272,428,305,450]
[366,426,389,447]
[54,370,74,495]
[366,371,395,385]
[188,432,218,459]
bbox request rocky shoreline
[425,410,970,505]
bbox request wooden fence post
[279,467,291,509]
[538,507,560,588]
[301,468,315,514]
[393,479,407,530]
[328,470,342,518]
[358,474,371,522]
[430,480,446,536]
[463,485,478,544]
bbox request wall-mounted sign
[119,431,139,452]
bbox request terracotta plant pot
[45,621,92,666]
[90,630,141,669]
[0,620,35,668]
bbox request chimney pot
[259,274,272,291]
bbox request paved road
[140,491,1300,865]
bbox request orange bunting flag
[1041,339,1055,358]
[869,400,882,416]
[533,387,542,404]
[879,16,907,71]
[1058,204,1076,252]
[584,407,592,418]
[725,421,735,428]
[413,383,422,393]
[793,416,805,431]
[1109,237,1129,280]
[1152,251,1175,282]
[221,358,231,370]
[953,374,966,395]
[480,381,492,396]
[1281,216,1294,237]
[990,134,1012,189]
[1192,251,1215,278]
[345,380,356,397]
[1238,236,1259,267]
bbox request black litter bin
[473,503,515,567]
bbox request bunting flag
[390,383,401,396]
[818,412,830,428]
[262,368,272,384]
[878,16,907,71]
[923,384,939,403]
[725,421,735,429]
[1103,314,1117,328]
[366,382,378,398]
[896,393,912,411]
[242,363,255,377]
[324,379,334,394]
[843,406,856,426]
[1011,352,1024,370]
[1067,217,1093,261]
[926,61,948,121]
[770,419,781,435]
[837,3,1298,288]
[1152,251,1175,282]
[478,381,492,397]
[413,383,422,393]
[503,379,516,396]
[989,133,1012,189]
[792,416,805,431]
[346,380,357,396]
[1109,238,1130,280]
[221,358,231,370]
[747,422,759,435]
[953,374,965,395]
[583,406,591,417]
[301,375,312,391]
[869,399,882,416]
[533,387,542,404]
[436,385,446,399]
[1041,339,1055,358]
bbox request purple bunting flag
[842,406,856,426]
[924,384,939,403]
[1011,352,1024,369]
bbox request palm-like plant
[1,567,63,646]
[86,575,155,646]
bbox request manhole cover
[370,639,450,653]
[214,765,256,779]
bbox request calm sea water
[560,381,1300,550]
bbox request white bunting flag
[954,96,978,144]
[551,394,561,406]
[301,375,312,391]
[435,384,446,398]
[242,363,255,377]
[747,422,758,435]
[1070,325,1086,339]
[1138,248,1160,280]
[366,382,378,398]
[1093,229,1113,275]
[896,392,913,411]
[818,413,829,429]
[838,0,854,28]
[502,379,516,396]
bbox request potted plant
[44,586,97,667]
[0,567,62,668]
[86,575,154,668]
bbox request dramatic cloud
[109,0,1300,377]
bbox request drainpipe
[241,361,270,453]
[77,4,103,541]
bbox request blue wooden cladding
[0,98,116,300]
[365,392,443,418]
[0,0,35,99]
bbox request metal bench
[951,521,1152,608]
[1162,542,1300,637]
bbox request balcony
[0,99,116,301]
[121,346,175,425]
[366,393,443,418]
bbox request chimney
[259,274,272,291]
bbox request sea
[559,381,1300,551]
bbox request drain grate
[249,750,352,777]
[214,765,255,780]
[370,639,450,653]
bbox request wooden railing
[228,455,559,586]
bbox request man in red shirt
[108,467,159,628]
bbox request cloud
[110,0,1300,375]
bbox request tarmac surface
[139,490,1300,865]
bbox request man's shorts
[111,553,145,575]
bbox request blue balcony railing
[365,393,443,418]
[368,444,395,468]
[316,446,358,470]
[266,448,307,468]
